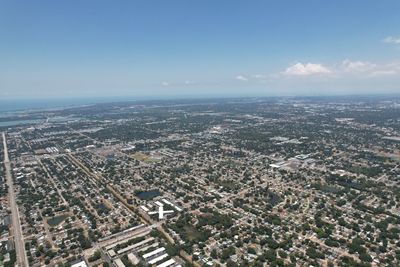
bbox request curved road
[2,132,28,267]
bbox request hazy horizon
[1,93,400,114]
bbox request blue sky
[1,1,400,99]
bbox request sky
[1,0,400,100]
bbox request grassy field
[47,214,68,226]
[184,225,203,242]
[131,152,160,163]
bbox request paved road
[2,132,29,267]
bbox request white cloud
[383,36,400,44]
[340,59,400,77]
[161,81,169,86]
[369,70,397,77]
[252,74,266,78]
[278,60,400,79]
[184,80,196,85]
[341,59,376,73]
[284,62,331,76]
[236,75,248,81]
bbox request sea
[0,94,211,113]
[0,97,136,113]
[0,97,142,127]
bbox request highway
[2,132,29,267]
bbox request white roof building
[71,261,89,267]
[156,258,176,267]
[148,254,169,265]
[143,247,165,259]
